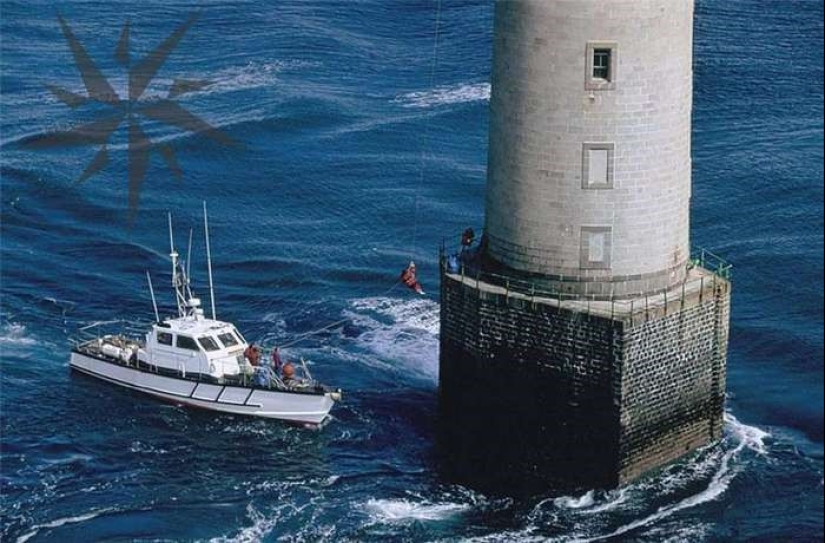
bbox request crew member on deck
[282,363,296,385]
[461,227,476,249]
[271,346,283,375]
[244,344,261,367]
[400,261,425,295]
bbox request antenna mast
[168,213,186,317]
[146,271,160,322]
[186,228,194,287]
[203,201,217,320]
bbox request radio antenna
[203,201,217,320]
[146,271,160,322]
[186,228,194,285]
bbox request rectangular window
[580,226,613,269]
[586,42,618,91]
[217,332,238,348]
[176,335,200,351]
[157,331,173,346]
[582,143,615,189]
[589,232,606,262]
[593,49,611,81]
[198,336,221,352]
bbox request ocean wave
[16,508,119,543]
[3,59,311,150]
[345,296,440,381]
[553,490,597,510]
[395,82,490,109]
[47,59,313,103]
[0,323,36,347]
[575,413,771,542]
[364,497,470,523]
[129,440,170,455]
[208,503,280,543]
[173,60,321,99]
[468,413,772,543]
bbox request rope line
[411,0,444,259]
[272,280,402,350]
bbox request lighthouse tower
[439,0,731,493]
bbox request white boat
[70,204,342,427]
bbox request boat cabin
[140,316,250,381]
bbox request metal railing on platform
[690,247,733,281]
[439,235,733,309]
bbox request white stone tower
[438,0,731,494]
[484,0,694,297]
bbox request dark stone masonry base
[437,269,730,495]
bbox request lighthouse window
[176,335,199,351]
[593,49,611,80]
[586,42,617,90]
[580,227,613,269]
[582,143,615,189]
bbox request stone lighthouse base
[437,265,730,495]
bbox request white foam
[208,503,280,543]
[396,82,490,108]
[43,60,314,105]
[189,60,319,97]
[0,323,36,347]
[17,508,117,543]
[725,411,771,455]
[364,498,469,523]
[575,413,771,542]
[129,441,169,455]
[553,490,596,510]
[346,296,440,381]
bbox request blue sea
[1,0,822,541]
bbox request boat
[70,204,342,427]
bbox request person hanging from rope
[400,261,425,295]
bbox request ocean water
[1,0,822,541]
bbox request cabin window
[176,335,200,351]
[157,331,173,346]
[218,332,238,348]
[198,336,221,352]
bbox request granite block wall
[483,0,695,296]
[438,271,730,493]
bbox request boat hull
[70,351,336,426]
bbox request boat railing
[73,319,152,346]
[208,356,316,391]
